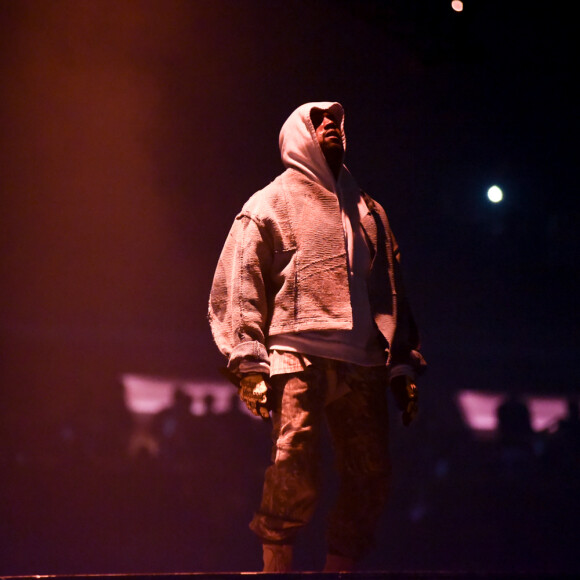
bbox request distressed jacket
[208,167,426,379]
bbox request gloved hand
[239,373,271,419]
[390,375,418,426]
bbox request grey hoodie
[208,102,426,379]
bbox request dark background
[0,0,577,574]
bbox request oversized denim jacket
[208,168,426,379]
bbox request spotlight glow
[487,185,503,203]
[451,1,464,12]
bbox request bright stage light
[451,1,464,12]
[487,185,503,203]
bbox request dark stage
[1,0,577,577]
[1,571,577,579]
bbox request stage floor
[0,571,575,580]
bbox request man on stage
[208,101,426,572]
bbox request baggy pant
[249,359,391,561]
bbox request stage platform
[0,572,573,580]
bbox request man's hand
[239,373,271,419]
[391,375,418,426]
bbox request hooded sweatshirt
[208,102,425,379]
[270,102,385,366]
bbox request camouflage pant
[249,359,391,560]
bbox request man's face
[310,108,343,158]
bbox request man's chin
[323,141,344,155]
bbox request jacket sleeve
[363,192,427,382]
[388,231,427,382]
[208,212,273,376]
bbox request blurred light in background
[487,185,504,203]
[456,390,571,436]
[456,390,568,435]
[451,1,464,12]
[122,373,240,416]
[123,373,573,438]
[121,373,260,460]
[456,390,505,432]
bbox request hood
[279,101,346,192]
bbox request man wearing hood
[208,102,426,572]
